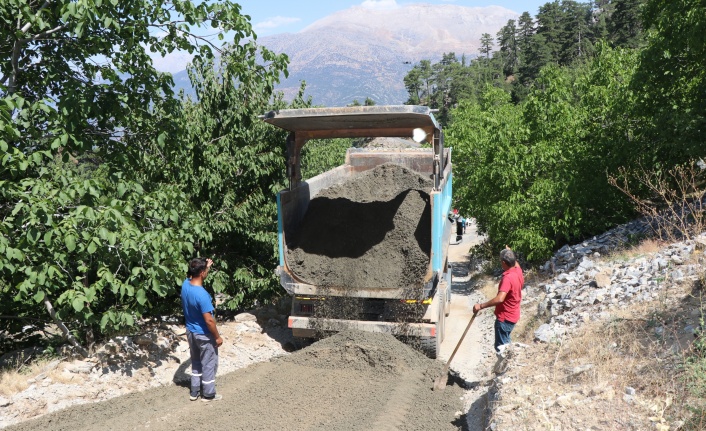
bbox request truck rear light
[300,304,313,314]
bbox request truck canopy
[262,105,440,139]
[262,105,445,190]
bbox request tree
[536,1,564,62]
[630,0,706,166]
[592,0,615,41]
[448,45,640,260]
[517,11,536,56]
[301,139,353,179]
[497,19,519,77]
[480,33,494,58]
[0,0,284,348]
[559,1,594,64]
[518,33,553,86]
[608,0,647,48]
[152,43,294,310]
[404,60,434,105]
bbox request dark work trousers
[186,330,219,398]
[494,319,516,352]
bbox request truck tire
[420,296,445,359]
[420,336,438,359]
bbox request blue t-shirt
[181,279,215,335]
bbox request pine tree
[559,0,594,64]
[536,1,564,63]
[592,0,614,41]
[480,33,494,58]
[608,0,646,48]
[516,12,535,75]
[519,33,554,85]
[497,19,519,77]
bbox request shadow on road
[173,358,191,387]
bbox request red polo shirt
[495,265,523,323]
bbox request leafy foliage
[300,139,352,180]
[631,0,706,166]
[0,0,293,348]
[448,45,639,260]
[149,45,304,311]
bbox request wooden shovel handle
[444,311,478,368]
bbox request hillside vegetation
[1,0,705,393]
[404,0,705,262]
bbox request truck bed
[277,147,453,299]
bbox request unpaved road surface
[4,223,494,431]
[441,225,497,431]
[6,332,466,431]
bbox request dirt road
[4,224,494,431]
[5,332,467,431]
[441,224,497,431]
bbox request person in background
[182,257,223,402]
[473,248,524,352]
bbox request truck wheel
[291,336,315,351]
[420,336,438,359]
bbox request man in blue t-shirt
[181,257,223,402]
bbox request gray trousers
[186,330,219,397]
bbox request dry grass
[479,277,498,300]
[502,282,706,429]
[0,368,31,397]
[0,357,71,397]
[609,237,666,262]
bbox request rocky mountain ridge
[174,4,518,106]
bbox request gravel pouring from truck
[263,105,454,358]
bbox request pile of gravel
[280,330,434,376]
[286,163,433,289]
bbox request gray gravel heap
[541,218,653,274]
[287,163,433,289]
[534,232,706,343]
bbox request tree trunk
[43,298,89,358]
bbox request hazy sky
[239,0,549,36]
[153,0,550,72]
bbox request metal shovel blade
[433,371,449,391]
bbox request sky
[238,0,549,36]
[152,0,549,72]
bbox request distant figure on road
[473,248,524,352]
[182,257,223,402]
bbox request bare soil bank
[5,331,465,431]
[287,163,433,289]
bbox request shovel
[433,311,478,391]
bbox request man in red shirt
[473,248,524,352]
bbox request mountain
[175,4,518,106]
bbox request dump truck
[263,105,454,358]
